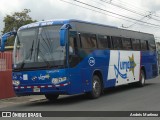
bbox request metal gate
[0,51,15,99]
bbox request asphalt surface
[0,76,160,119]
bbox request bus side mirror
[60,24,72,46]
[0,36,6,52]
[60,29,67,46]
[0,31,17,52]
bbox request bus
[3,19,159,100]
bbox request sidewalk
[0,95,45,109]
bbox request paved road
[0,75,160,112]
[0,76,160,120]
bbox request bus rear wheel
[45,94,59,101]
[137,70,145,87]
[88,75,102,99]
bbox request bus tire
[137,69,145,87]
[88,75,102,99]
[45,94,59,101]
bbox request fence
[0,51,15,99]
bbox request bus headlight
[13,80,20,86]
[52,77,67,84]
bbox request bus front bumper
[13,83,70,96]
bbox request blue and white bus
[4,19,159,100]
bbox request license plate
[33,88,40,92]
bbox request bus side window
[148,40,156,51]
[80,33,97,49]
[132,39,141,50]
[69,37,75,54]
[122,38,132,50]
[141,40,148,51]
[69,32,78,55]
[90,34,97,48]
[112,36,123,50]
[108,36,112,49]
[97,35,108,49]
[146,40,149,50]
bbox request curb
[0,95,45,109]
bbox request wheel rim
[93,79,101,96]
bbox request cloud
[0,0,160,39]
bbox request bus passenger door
[68,31,82,94]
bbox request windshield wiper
[40,33,52,53]
[19,40,35,69]
[20,60,25,70]
[30,40,34,60]
[36,36,52,68]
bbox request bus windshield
[13,25,66,70]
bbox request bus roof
[18,19,117,30]
[18,19,154,38]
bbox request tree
[2,9,37,46]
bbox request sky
[0,0,160,42]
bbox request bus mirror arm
[0,31,17,52]
[60,24,72,46]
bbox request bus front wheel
[45,94,59,101]
[88,75,102,99]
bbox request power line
[71,0,160,27]
[89,0,160,28]
[90,0,141,17]
[103,0,160,28]
[115,0,149,12]
[114,0,155,15]
[99,0,147,17]
[59,0,160,29]
[90,0,160,28]
[60,0,134,22]
[99,0,160,22]
[122,16,150,28]
[114,0,160,19]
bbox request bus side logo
[114,52,136,79]
[88,57,95,66]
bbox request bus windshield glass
[13,25,66,70]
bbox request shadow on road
[24,82,154,107]
[102,82,153,97]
